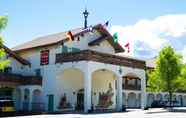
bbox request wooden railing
[0,72,42,85]
[56,50,146,69]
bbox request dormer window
[40,50,49,65]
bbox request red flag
[66,31,74,41]
[125,42,130,53]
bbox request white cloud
[110,14,186,59]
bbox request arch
[156,93,163,101]
[23,88,30,111]
[127,92,137,108]
[172,94,177,101]
[32,89,43,111]
[177,95,183,107]
[91,69,118,110]
[122,93,126,106]
[147,94,155,107]
[164,94,169,102]
[56,68,84,111]
[183,95,186,106]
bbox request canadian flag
[125,42,130,53]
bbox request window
[40,50,49,65]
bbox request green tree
[0,16,10,70]
[156,46,182,106]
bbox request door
[76,90,84,110]
[47,95,54,112]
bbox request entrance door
[76,90,84,110]
[47,95,54,112]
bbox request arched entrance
[32,89,42,111]
[23,88,30,111]
[156,94,163,101]
[56,68,84,111]
[183,96,186,106]
[147,94,155,107]
[127,92,137,108]
[92,69,117,110]
[76,89,84,110]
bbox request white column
[84,67,92,113]
[141,75,146,109]
[117,76,123,111]
[20,88,24,111]
[29,88,33,111]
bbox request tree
[156,46,182,107]
[0,16,10,70]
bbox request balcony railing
[123,84,141,90]
[56,50,146,69]
[0,72,42,85]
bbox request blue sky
[1,0,186,59]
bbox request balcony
[0,72,42,85]
[123,84,141,90]
[56,50,146,69]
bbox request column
[29,88,33,111]
[84,67,92,113]
[117,76,123,111]
[141,75,146,109]
[20,88,24,111]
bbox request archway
[32,89,42,111]
[92,69,117,110]
[156,94,163,101]
[23,88,30,111]
[127,92,137,108]
[183,96,186,106]
[56,68,84,111]
[147,94,155,107]
[177,95,183,107]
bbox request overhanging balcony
[56,50,146,69]
[0,72,42,85]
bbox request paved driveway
[9,108,186,118]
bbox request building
[0,23,148,113]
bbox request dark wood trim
[0,72,42,85]
[3,45,31,66]
[56,50,146,69]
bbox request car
[0,100,15,113]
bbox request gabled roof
[12,24,124,53]
[3,45,30,66]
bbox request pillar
[141,75,146,109]
[117,76,123,111]
[29,88,33,111]
[20,88,24,111]
[84,67,92,113]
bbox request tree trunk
[169,91,172,107]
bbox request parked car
[0,100,15,113]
